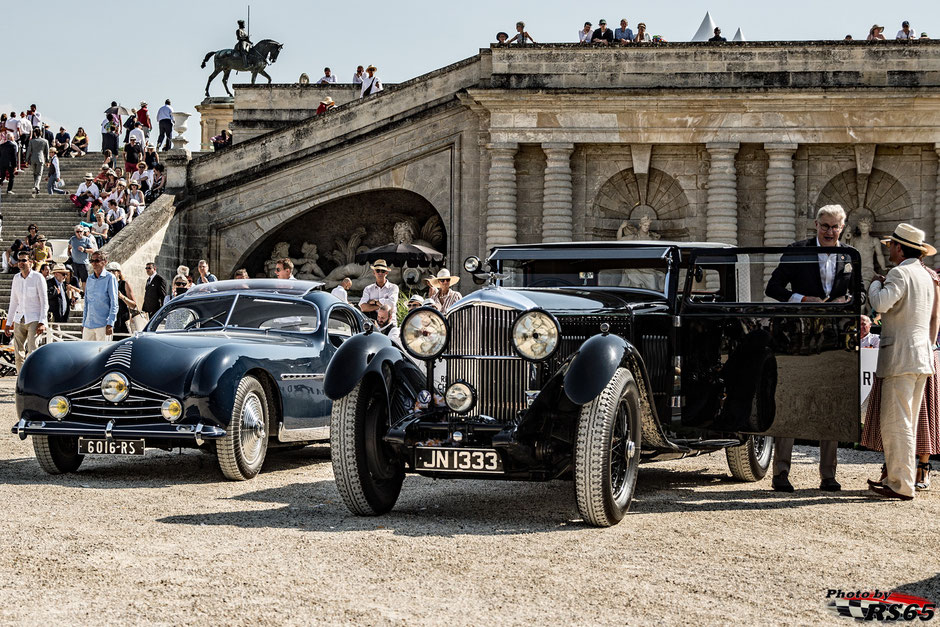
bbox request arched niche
[587,167,691,240]
[814,168,914,236]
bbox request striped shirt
[432,289,462,313]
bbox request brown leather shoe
[868,483,914,501]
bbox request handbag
[127,309,149,333]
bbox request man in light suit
[765,204,855,492]
[868,223,937,500]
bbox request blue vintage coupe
[12,280,364,480]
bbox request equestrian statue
[201,20,283,97]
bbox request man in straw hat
[867,223,938,500]
[360,65,383,98]
[427,268,462,313]
[359,259,398,320]
[47,263,72,323]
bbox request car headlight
[161,398,182,422]
[463,256,481,273]
[101,372,129,402]
[48,396,70,420]
[401,307,448,360]
[445,381,476,414]
[511,310,561,361]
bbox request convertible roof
[181,279,324,298]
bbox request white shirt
[330,285,348,303]
[131,169,153,188]
[77,181,100,198]
[156,105,173,122]
[318,74,336,84]
[107,207,127,224]
[360,281,399,309]
[352,73,364,85]
[788,237,840,302]
[128,128,145,146]
[896,28,916,40]
[8,269,49,325]
[579,29,593,43]
[360,76,383,98]
[17,118,31,135]
[861,333,881,348]
[27,111,41,129]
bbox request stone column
[705,142,740,245]
[541,143,575,242]
[486,142,519,251]
[934,144,940,248]
[763,143,798,287]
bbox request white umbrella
[733,27,746,42]
[692,11,718,41]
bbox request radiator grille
[445,305,527,422]
[67,379,169,423]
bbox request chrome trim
[14,418,27,439]
[105,341,133,369]
[222,294,239,328]
[280,373,325,381]
[105,419,115,441]
[441,354,524,361]
[11,421,226,440]
[278,423,329,442]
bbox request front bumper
[12,419,226,445]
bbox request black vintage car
[13,280,364,480]
[324,242,862,526]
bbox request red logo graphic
[827,590,936,621]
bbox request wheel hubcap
[239,392,266,465]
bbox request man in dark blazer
[142,262,167,316]
[764,204,856,493]
[47,264,72,323]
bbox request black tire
[726,435,773,482]
[331,379,404,516]
[217,376,270,480]
[33,435,84,474]
[574,367,642,527]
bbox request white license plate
[78,438,145,456]
[414,447,503,473]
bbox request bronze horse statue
[201,39,283,97]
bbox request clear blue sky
[5,0,938,151]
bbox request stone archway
[586,167,691,240]
[238,188,446,292]
[814,168,914,235]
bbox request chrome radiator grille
[68,380,168,423]
[445,305,527,423]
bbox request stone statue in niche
[264,242,299,277]
[613,210,663,291]
[845,216,887,289]
[293,242,326,280]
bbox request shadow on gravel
[0,444,331,487]
[894,574,940,601]
[158,478,585,536]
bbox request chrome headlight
[511,310,561,361]
[445,381,476,414]
[463,256,481,273]
[48,396,70,419]
[401,307,448,360]
[161,398,183,422]
[101,372,129,402]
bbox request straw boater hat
[84,173,93,180]
[370,259,390,271]
[407,294,423,306]
[881,223,937,256]
[51,263,68,275]
[428,268,460,288]
[320,96,334,106]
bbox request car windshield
[500,257,670,293]
[149,295,320,333]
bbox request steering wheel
[184,315,225,330]
[527,277,575,288]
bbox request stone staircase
[0,153,105,312]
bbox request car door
[678,247,861,442]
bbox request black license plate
[414,447,503,473]
[78,438,145,456]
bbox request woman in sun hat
[316,96,335,115]
[426,268,462,313]
[867,24,886,41]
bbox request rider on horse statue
[235,19,252,63]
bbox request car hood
[449,286,664,315]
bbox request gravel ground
[1,377,938,626]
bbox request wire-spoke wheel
[217,376,270,480]
[726,435,773,482]
[331,379,404,516]
[574,367,642,527]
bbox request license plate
[414,447,503,473]
[78,438,145,456]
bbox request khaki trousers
[81,327,112,341]
[879,373,928,498]
[13,320,41,372]
[773,438,838,480]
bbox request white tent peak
[692,11,718,41]
[732,27,745,42]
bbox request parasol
[355,242,444,266]
[104,105,131,116]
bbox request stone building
[118,41,940,295]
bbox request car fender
[563,333,634,406]
[324,332,405,400]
